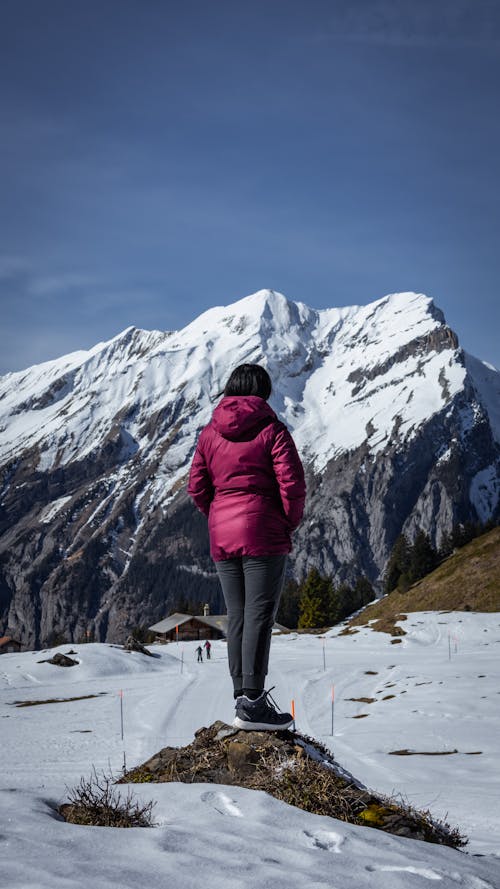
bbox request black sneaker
[233,687,294,731]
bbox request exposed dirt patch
[13,693,106,707]
[361,615,407,636]
[389,749,459,756]
[346,697,376,704]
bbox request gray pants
[215,555,287,693]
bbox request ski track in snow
[1,613,500,888]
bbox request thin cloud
[28,273,101,297]
[314,0,500,48]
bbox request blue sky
[1,0,500,372]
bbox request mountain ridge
[1,289,499,645]
[0,289,472,471]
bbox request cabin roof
[149,613,228,634]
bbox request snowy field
[1,611,499,888]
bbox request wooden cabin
[149,604,287,643]
[149,607,227,642]
[0,635,22,654]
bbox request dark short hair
[223,364,272,400]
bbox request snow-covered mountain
[1,289,499,645]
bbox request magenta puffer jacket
[188,396,306,561]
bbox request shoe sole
[232,716,294,731]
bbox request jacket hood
[211,396,277,441]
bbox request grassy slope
[349,526,500,632]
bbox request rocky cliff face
[1,290,499,646]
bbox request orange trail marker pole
[331,684,335,736]
[176,625,179,645]
[291,699,295,724]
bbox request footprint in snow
[466,878,497,889]
[366,865,494,886]
[20,672,41,683]
[302,828,344,854]
[200,790,243,817]
[366,864,443,881]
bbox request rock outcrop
[121,720,466,847]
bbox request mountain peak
[213,288,310,330]
[2,287,500,651]
[362,290,444,326]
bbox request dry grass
[267,755,371,824]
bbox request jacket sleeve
[187,432,214,517]
[271,424,306,530]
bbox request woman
[188,363,306,730]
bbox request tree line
[161,518,497,634]
[384,518,498,594]
[279,518,498,629]
[276,568,374,629]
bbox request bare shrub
[59,767,156,827]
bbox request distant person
[203,640,211,660]
[188,363,305,730]
[196,645,203,662]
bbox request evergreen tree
[384,534,410,593]
[408,530,438,583]
[298,568,331,628]
[352,576,375,611]
[328,584,340,624]
[327,582,342,624]
[332,582,355,622]
[438,529,454,559]
[451,521,481,550]
[298,590,327,628]
[397,571,412,593]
